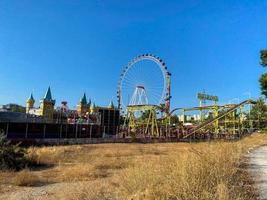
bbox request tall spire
[27,93,35,102]
[80,93,87,105]
[90,102,96,109]
[108,100,114,109]
[43,86,54,102]
[43,86,56,104]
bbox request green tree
[140,110,150,120]
[250,98,267,129]
[260,50,267,97]
[158,103,166,117]
[170,114,179,125]
[260,73,267,97]
[260,50,267,66]
[0,133,29,171]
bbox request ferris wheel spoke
[146,88,164,95]
[123,73,138,84]
[147,89,163,98]
[122,84,136,91]
[149,94,161,105]
[126,68,139,79]
[150,92,164,102]
[146,86,165,90]
[149,91,163,100]
[122,77,138,86]
[122,78,136,86]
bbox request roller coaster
[118,54,258,140]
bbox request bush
[13,169,40,186]
[0,133,28,171]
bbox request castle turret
[40,86,55,120]
[108,101,115,109]
[90,102,97,114]
[77,93,90,116]
[26,93,35,113]
[88,98,91,110]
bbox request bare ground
[248,145,267,200]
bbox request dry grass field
[1,133,267,200]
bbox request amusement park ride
[117,54,257,140]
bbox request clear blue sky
[0,0,266,110]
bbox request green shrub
[0,133,28,171]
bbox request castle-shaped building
[76,93,115,117]
[25,87,118,128]
[77,93,91,116]
[26,87,56,120]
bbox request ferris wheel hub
[136,85,145,89]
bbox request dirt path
[0,182,69,200]
[249,145,267,200]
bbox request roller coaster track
[183,99,256,139]
[159,103,235,120]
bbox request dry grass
[58,181,116,200]
[27,146,66,165]
[118,143,247,200]
[13,169,40,186]
[1,133,267,199]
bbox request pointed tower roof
[108,101,114,109]
[90,102,96,109]
[42,86,55,104]
[88,98,91,106]
[80,93,87,105]
[27,93,35,102]
[44,86,52,101]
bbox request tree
[140,110,150,120]
[250,98,267,129]
[170,114,179,125]
[158,103,166,117]
[0,133,29,171]
[260,50,267,97]
[260,50,267,67]
[260,73,267,97]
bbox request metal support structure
[213,105,219,135]
[123,105,162,138]
[182,99,256,139]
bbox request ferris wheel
[117,54,171,113]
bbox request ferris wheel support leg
[145,110,152,137]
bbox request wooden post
[6,122,9,138]
[60,124,62,139]
[75,124,78,139]
[43,124,46,138]
[25,123,28,139]
[89,125,92,140]
[116,126,119,138]
[113,110,116,134]
[103,126,106,138]
[108,110,110,135]
[66,124,68,138]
